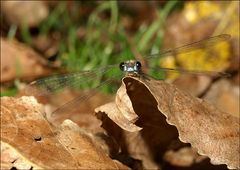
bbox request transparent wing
[24,64,119,96]
[24,64,123,125]
[147,66,231,78]
[145,34,231,59]
[51,78,115,119]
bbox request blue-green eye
[136,61,141,70]
[119,62,125,71]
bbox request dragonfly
[24,34,231,121]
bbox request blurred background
[0,1,239,170]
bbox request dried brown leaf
[204,79,239,116]
[45,90,114,131]
[96,83,142,132]
[96,78,179,169]
[1,1,48,27]
[1,96,129,169]
[31,35,59,59]
[173,75,211,97]
[96,76,239,169]
[0,38,52,82]
[163,147,207,167]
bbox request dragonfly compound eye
[136,61,142,70]
[119,62,125,71]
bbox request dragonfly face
[119,60,142,76]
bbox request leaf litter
[0,38,52,82]
[1,75,239,169]
[0,96,129,170]
[1,1,238,169]
[96,76,239,169]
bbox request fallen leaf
[203,79,239,117]
[96,102,142,132]
[163,147,206,167]
[0,38,52,82]
[47,90,114,131]
[173,75,211,97]
[21,86,114,131]
[96,77,180,169]
[96,76,239,169]
[1,96,129,169]
[31,34,59,59]
[1,1,48,27]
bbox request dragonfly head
[119,60,142,75]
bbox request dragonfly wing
[24,64,124,125]
[145,34,231,59]
[24,64,118,96]
[50,78,117,125]
[147,66,231,79]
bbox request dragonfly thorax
[119,60,142,75]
